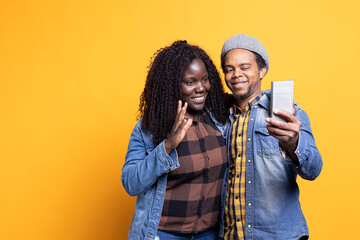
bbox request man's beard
[233,86,252,101]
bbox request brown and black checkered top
[157,111,227,234]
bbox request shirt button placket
[247,108,257,239]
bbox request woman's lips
[191,95,206,103]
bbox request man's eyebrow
[240,63,251,66]
[224,63,251,67]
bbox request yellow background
[1,0,359,239]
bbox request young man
[220,34,322,240]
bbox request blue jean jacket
[220,90,323,240]
[121,110,228,240]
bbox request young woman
[121,41,228,240]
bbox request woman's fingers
[177,100,182,114]
[177,115,193,134]
[182,117,193,133]
[181,102,188,120]
[166,101,192,152]
[175,102,188,128]
[173,101,184,130]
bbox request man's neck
[235,90,262,112]
[235,100,249,112]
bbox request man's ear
[259,67,267,80]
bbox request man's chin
[232,87,252,101]
[233,93,250,101]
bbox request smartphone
[270,80,294,122]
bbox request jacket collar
[257,89,271,110]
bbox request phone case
[270,80,294,122]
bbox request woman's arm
[121,123,179,196]
[121,101,193,196]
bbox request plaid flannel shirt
[223,94,263,240]
[158,111,227,234]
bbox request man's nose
[234,68,243,78]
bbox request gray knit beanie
[221,34,269,75]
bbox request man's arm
[265,107,323,180]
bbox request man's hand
[164,101,193,155]
[265,109,301,164]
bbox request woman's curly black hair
[138,40,227,145]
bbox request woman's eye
[186,81,193,85]
[202,78,208,82]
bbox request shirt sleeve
[121,122,179,196]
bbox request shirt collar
[230,93,264,115]
[191,111,204,124]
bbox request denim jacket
[121,110,228,240]
[221,90,323,240]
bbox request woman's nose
[195,82,205,92]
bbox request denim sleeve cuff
[156,140,180,171]
[293,132,309,167]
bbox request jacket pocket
[255,127,281,158]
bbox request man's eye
[225,69,233,73]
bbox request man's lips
[231,81,248,89]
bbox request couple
[121,34,323,240]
